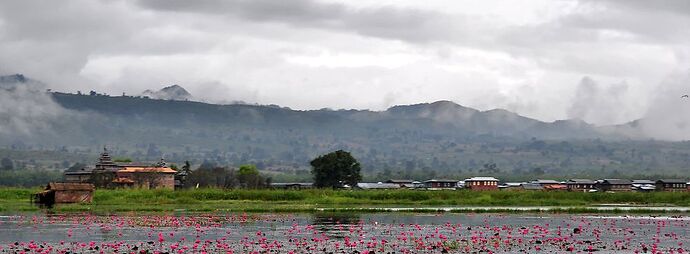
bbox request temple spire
[96,145,116,169]
[156,157,166,167]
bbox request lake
[0,212,688,253]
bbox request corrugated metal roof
[656,179,687,184]
[270,183,313,187]
[118,167,176,173]
[602,179,632,185]
[386,179,414,184]
[465,177,499,182]
[544,184,568,190]
[534,179,560,184]
[521,183,544,190]
[48,182,94,191]
[424,179,459,183]
[357,183,401,189]
[567,179,596,184]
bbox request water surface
[0,212,688,253]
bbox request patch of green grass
[3,188,690,213]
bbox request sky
[0,0,689,126]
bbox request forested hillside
[1,76,689,181]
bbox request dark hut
[35,182,94,205]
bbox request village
[35,148,690,205]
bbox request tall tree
[238,164,263,189]
[310,150,362,188]
[182,161,191,174]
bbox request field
[3,188,690,213]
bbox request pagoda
[94,146,120,172]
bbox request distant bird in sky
[682,95,689,98]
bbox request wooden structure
[566,179,597,192]
[655,179,687,192]
[632,180,656,192]
[533,179,567,191]
[35,182,94,205]
[501,182,524,191]
[464,177,499,191]
[270,182,314,190]
[520,183,544,191]
[115,166,176,189]
[64,168,93,183]
[423,179,459,190]
[597,179,632,192]
[356,182,401,190]
[385,179,416,188]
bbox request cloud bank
[0,78,85,139]
[0,0,688,129]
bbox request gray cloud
[0,0,688,135]
[635,70,690,140]
[136,0,461,43]
[580,0,690,17]
[567,77,634,125]
[558,5,690,45]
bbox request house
[423,179,459,190]
[655,179,687,192]
[597,179,632,192]
[521,183,544,191]
[500,182,524,191]
[270,182,313,190]
[357,182,401,190]
[533,179,567,191]
[385,179,416,188]
[114,166,177,189]
[632,180,656,192]
[34,182,94,205]
[566,179,597,192]
[464,177,499,191]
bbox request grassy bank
[2,188,690,213]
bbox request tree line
[181,150,362,189]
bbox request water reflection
[311,212,361,238]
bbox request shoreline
[2,187,690,213]
[3,202,690,214]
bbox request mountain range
[1,74,688,180]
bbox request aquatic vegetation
[0,212,689,253]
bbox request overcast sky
[0,0,688,125]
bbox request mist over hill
[142,84,192,101]
[1,74,690,180]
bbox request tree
[186,166,238,188]
[1,158,14,170]
[238,164,263,189]
[310,150,361,188]
[182,161,191,174]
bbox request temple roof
[118,167,176,173]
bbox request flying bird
[682,95,689,98]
